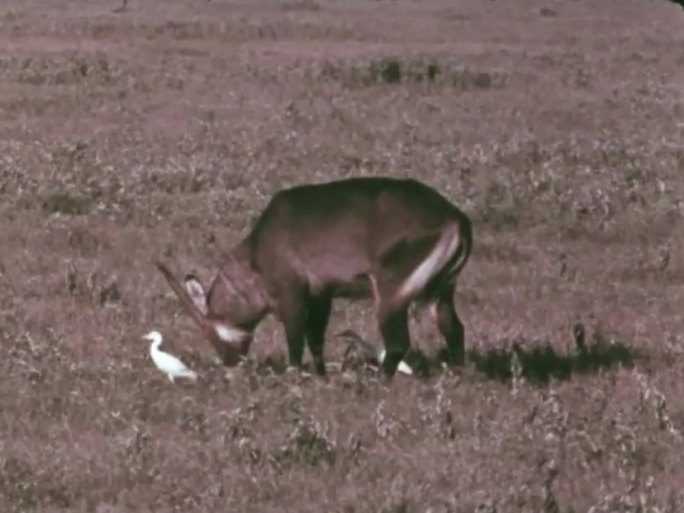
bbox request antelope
[156,176,472,380]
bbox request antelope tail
[396,223,464,301]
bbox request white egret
[336,329,413,376]
[142,330,198,383]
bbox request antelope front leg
[277,288,308,370]
[305,293,332,376]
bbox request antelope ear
[184,274,208,315]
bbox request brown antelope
[156,176,472,380]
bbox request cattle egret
[142,330,198,383]
[336,329,413,376]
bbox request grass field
[1,0,684,511]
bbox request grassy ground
[1,0,684,511]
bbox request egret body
[143,330,198,382]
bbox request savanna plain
[1,0,684,511]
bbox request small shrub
[371,58,402,84]
[274,417,336,468]
[426,62,440,81]
[42,192,90,216]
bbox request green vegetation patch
[313,56,508,90]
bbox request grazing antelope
[156,176,472,380]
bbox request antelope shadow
[232,325,640,385]
[406,330,639,385]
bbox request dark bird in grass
[335,329,413,375]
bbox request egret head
[142,330,162,345]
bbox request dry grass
[1,0,684,511]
